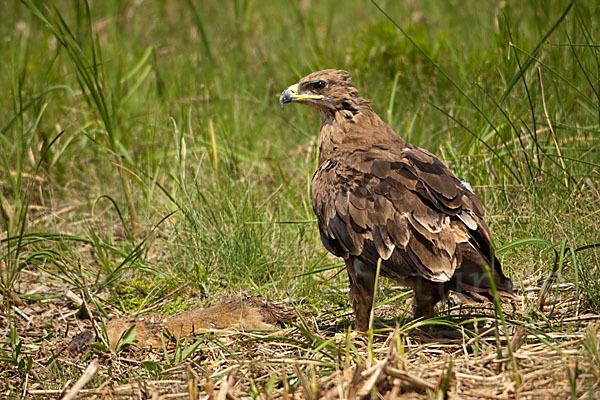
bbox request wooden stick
[62,359,99,400]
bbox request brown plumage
[280,69,513,331]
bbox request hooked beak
[279,83,323,109]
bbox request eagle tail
[448,243,514,303]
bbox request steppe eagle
[280,69,513,331]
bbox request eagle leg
[346,258,376,331]
[413,280,446,319]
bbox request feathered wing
[312,145,513,301]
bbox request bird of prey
[280,69,513,331]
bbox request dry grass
[4,268,600,399]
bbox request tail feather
[448,242,513,302]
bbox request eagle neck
[317,112,342,166]
[317,103,407,166]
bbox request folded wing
[312,145,512,299]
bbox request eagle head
[280,69,361,112]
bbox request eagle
[280,69,513,331]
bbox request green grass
[1,0,599,397]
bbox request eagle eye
[312,80,326,90]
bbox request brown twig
[61,359,99,400]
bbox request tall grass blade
[185,0,215,65]
[370,0,504,158]
[499,1,574,102]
